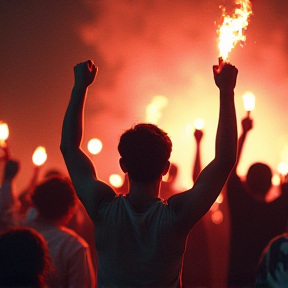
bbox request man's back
[95,195,192,287]
[60,60,238,287]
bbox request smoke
[1,0,287,190]
[76,0,288,185]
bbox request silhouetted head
[43,168,64,179]
[256,233,288,285]
[31,176,77,222]
[0,227,51,288]
[246,162,272,197]
[118,123,172,182]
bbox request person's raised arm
[192,128,203,183]
[60,60,115,220]
[0,159,20,229]
[232,115,253,175]
[169,61,238,226]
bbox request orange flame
[0,122,9,142]
[217,0,252,61]
[242,91,255,112]
[32,146,47,166]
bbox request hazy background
[1,0,288,192]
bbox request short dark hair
[118,123,172,182]
[31,176,77,221]
[0,227,51,287]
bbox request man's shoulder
[29,221,89,249]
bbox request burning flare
[0,122,9,142]
[217,0,252,61]
[32,146,47,166]
[242,91,255,113]
[193,118,205,131]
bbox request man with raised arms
[60,59,238,287]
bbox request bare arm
[19,165,40,198]
[231,115,253,175]
[169,61,238,226]
[0,159,20,228]
[60,60,115,220]
[192,129,203,183]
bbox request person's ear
[162,161,170,176]
[119,158,127,173]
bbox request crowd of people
[0,59,287,288]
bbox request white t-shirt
[28,220,96,288]
[95,195,190,288]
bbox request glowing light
[193,118,205,130]
[87,138,103,155]
[272,174,281,186]
[217,0,253,61]
[145,95,168,124]
[109,174,123,188]
[211,210,223,225]
[216,192,223,204]
[266,185,281,202]
[0,122,9,143]
[242,92,255,112]
[210,202,219,212]
[32,146,47,166]
[278,162,288,176]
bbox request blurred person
[255,233,288,287]
[22,167,98,281]
[60,59,238,287]
[227,116,288,287]
[27,175,96,288]
[0,159,20,233]
[21,168,64,222]
[18,165,41,220]
[0,227,51,288]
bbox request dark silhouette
[27,176,96,288]
[0,227,51,288]
[20,168,66,221]
[20,166,98,282]
[60,59,238,287]
[18,165,41,220]
[256,233,288,287]
[192,128,203,183]
[0,159,20,233]
[227,116,288,287]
